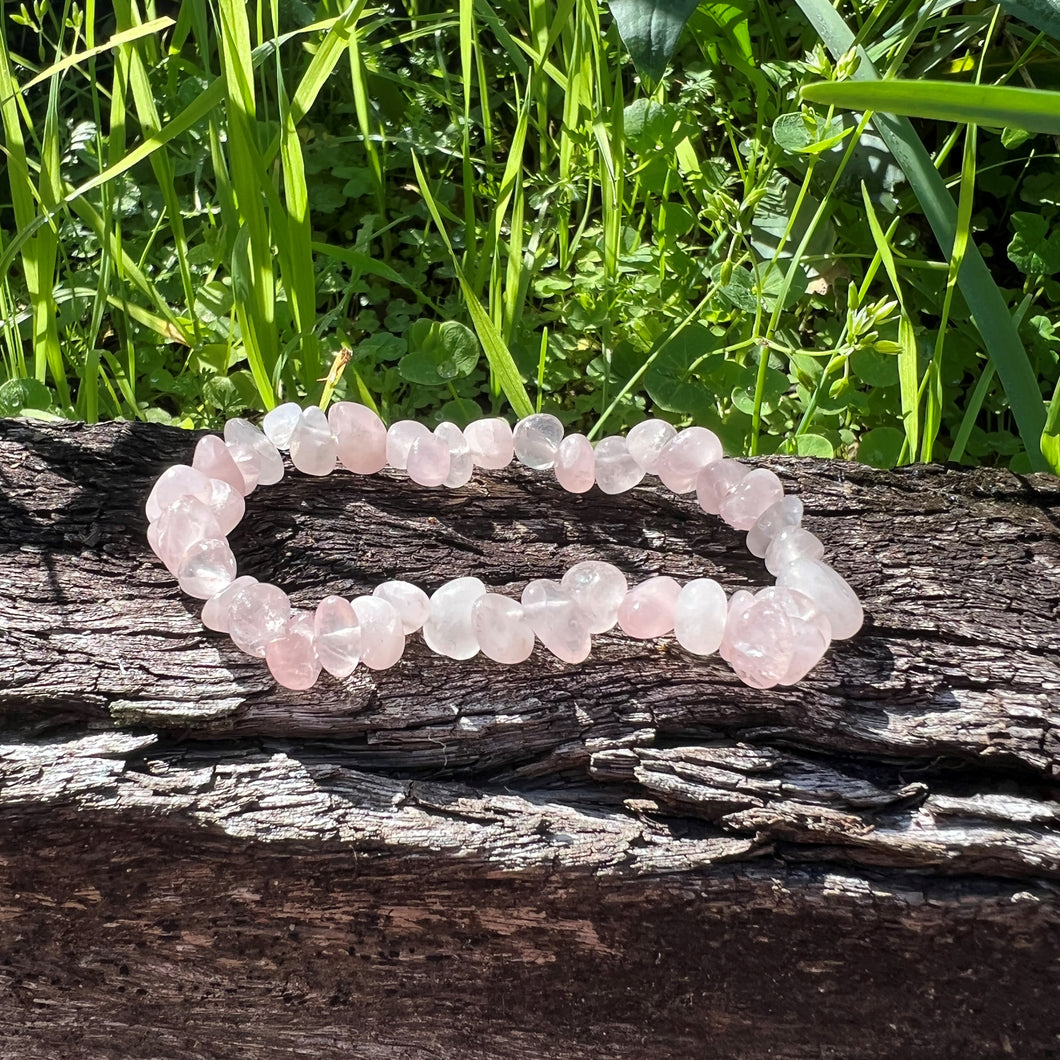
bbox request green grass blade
[801,79,1060,136]
[793,0,1049,472]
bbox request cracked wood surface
[1,417,1060,1058]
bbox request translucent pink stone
[765,527,825,576]
[386,420,431,471]
[617,576,682,639]
[329,402,388,475]
[153,496,223,574]
[593,436,645,495]
[719,467,784,531]
[202,575,258,633]
[176,537,238,600]
[776,558,863,640]
[422,577,487,660]
[520,579,591,664]
[696,459,749,516]
[513,413,564,470]
[223,444,261,494]
[626,419,677,474]
[754,587,832,685]
[192,435,246,496]
[407,433,452,487]
[146,465,211,522]
[554,433,595,494]
[719,592,794,689]
[435,422,474,488]
[464,418,514,470]
[228,582,291,658]
[265,611,322,690]
[223,418,284,487]
[289,405,338,477]
[373,580,430,634]
[350,596,405,670]
[560,561,627,633]
[746,496,804,558]
[673,578,727,656]
[262,402,303,450]
[656,427,724,494]
[313,595,361,678]
[470,593,535,665]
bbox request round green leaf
[850,347,899,388]
[643,325,717,416]
[858,426,906,468]
[399,320,480,386]
[0,377,53,416]
[792,433,834,458]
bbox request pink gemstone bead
[673,577,727,656]
[192,435,246,496]
[314,595,362,678]
[755,587,832,685]
[152,495,223,574]
[560,561,627,634]
[435,422,474,488]
[720,591,795,690]
[746,496,804,558]
[350,595,405,669]
[554,433,595,494]
[407,433,452,487]
[696,459,750,516]
[520,580,591,664]
[228,582,291,658]
[464,418,514,470]
[373,580,430,634]
[513,413,564,470]
[626,419,677,474]
[176,537,238,600]
[386,420,431,471]
[329,402,388,475]
[262,402,303,450]
[422,577,488,660]
[656,427,723,494]
[776,558,863,640]
[223,443,261,494]
[202,575,258,633]
[593,436,645,495]
[719,467,784,531]
[146,464,210,522]
[223,418,284,488]
[266,611,322,690]
[765,527,825,576]
[470,593,536,665]
[617,576,682,638]
[289,406,338,477]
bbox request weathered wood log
[1,417,1059,1058]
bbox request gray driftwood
[1,417,1058,1059]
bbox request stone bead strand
[146,402,863,691]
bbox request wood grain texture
[1,418,1059,1058]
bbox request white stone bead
[373,580,430,634]
[422,577,488,660]
[176,537,237,600]
[262,402,303,450]
[719,590,794,689]
[626,419,677,474]
[696,459,749,516]
[202,575,259,633]
[350,595,406,669]
[673,578,727,656]
[289,405,338,477]
[746,496,804,558]
[329,402,388,475]
[560,561,627,633]
[554,433,595,493]
[386,420,431,471]
[593,436,646,495]
[471,593,536,664]
[223,417,284,487]
[228,582,291,657]
[407,433,452,487]
[776,558,863,640]
[520,579,591,664]
[435,422,474,488]
[464,418,514,470]
[755,587,832,685]
[513,413,564,470]
[765,527,825,576]
[314,595,361,678]
[719,467,785,531]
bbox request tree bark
[1,417,1058,1058]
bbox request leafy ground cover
[1,0,1059,472]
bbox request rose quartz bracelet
[146,404,863,691]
